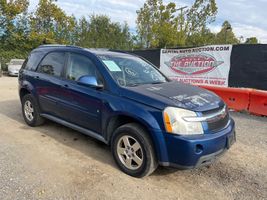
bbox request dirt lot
[0,76,266,200]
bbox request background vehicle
[19,45,235,177]
[7,59,25,76]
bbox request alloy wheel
[24,100,34,121]
[116,135,144,170]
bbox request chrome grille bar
[183,106,227,122]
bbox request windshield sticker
[125,67,138,77]
[151,72,160,81]
[143,66,150,74]
[117,78,126,86]
[103,60,122,72]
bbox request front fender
[102,94,169,162]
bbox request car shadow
[0,99,178,177]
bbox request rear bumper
[157,118,236,169]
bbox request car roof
[35,45,133,57]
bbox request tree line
[136,0,258,48]
[0,0,259,70]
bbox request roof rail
[87,48,110,51]
[109,49,131,53]
[38,44,66,48]
[38,44,83,49]
[109,49,137,56]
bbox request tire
[22,94,45,127]
[111,123,158,178]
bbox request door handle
[63,84,69,88]
[34,76,40,79]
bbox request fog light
[195,144,203,154]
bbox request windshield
[99,54,168,87]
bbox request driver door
[58,52,104,134]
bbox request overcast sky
[29,0,267,43]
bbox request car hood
[120,81,224,112]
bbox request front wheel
[111,123,158,178]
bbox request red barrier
[248,90,267,116]
[195,85,267,116]
[197,85,251,111]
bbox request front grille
[207,113,230,132]
[202,106,230,133]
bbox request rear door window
[38,52,65,76]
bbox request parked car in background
[8,59,25,76]
[18,45,236,177]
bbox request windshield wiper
[127,81,165,87]
[127,83,141,87]
[151,81,165,85]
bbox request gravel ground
[0,76,266,200]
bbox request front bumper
[158,118,236,169]
[8,71,19,76]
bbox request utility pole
[176,6,188,28]
[176,6,188,13]
[176,6,188,30]
[176,6,188,43]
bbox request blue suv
[19,45,236,177]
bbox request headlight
[163,107,204,135]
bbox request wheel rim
[117,135,144,170]
[24,100,34,121]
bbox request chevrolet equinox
[19,45,236,177]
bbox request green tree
[136,0,218,48]
[185,0,218,45]
[216,21,239,44]
[76,15,133,50]
[0,0,29,47]
[30,0,76,46]
[245,37,258,44]
[186,28,216,46]
[75,16,90,46]
[136,0,156,48]
[0,0,30,71]
[186,0,217,36]
[136,0,183,48]
[151,2,181,48]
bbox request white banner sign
[160,45,233,87]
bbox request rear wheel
[22,94,45,127]
[111,123,158,178]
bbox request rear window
[24,52,45,71]
[37,52,65,77]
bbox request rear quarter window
[23,51,45,71]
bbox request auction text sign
[160,45,232,87]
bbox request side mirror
[77,75,104,89]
